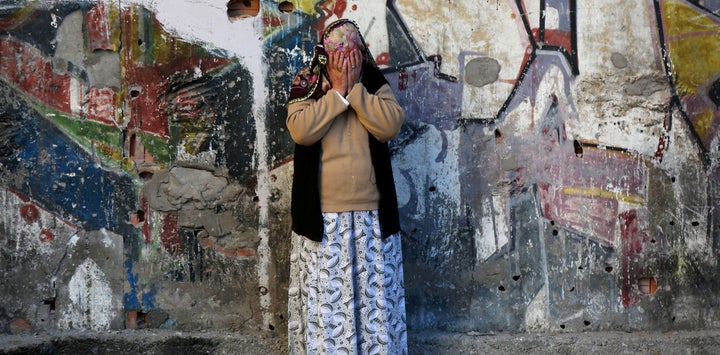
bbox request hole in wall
[126,310,148,329]
[269,324,275,331]
[584,320,591,326]
[129,134,137,158]
[139,171,154,180]
[605,266,613,273]
[129,87,142,98]
[671,176,676,183]
[569,286,575,292]
[278,1,294,12]
[708,77,720,107]
[131,210,145,227]
[552,229,558,236]
[669,220,675,226]
[560,324,565,329]
[44,299,56,311]
[227,0,259,20]
[498,285,506,291]
[573,140,583,157]
[512,275,520,281]
[691,221,700,226]
[429,186,436,192]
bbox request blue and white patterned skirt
[288,210,407,355]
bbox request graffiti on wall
[1,0,719,333]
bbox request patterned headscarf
[288,19,383,104]
[323,21,362,54]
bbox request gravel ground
[2,328,720,354]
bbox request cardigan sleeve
[346,83,405,142]
[286,90,349,146]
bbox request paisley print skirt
[288,210,407,355]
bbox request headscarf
[288,19,385,104]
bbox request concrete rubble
[2,329,720,354]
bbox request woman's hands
[327,49,363,97]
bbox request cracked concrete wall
[1,0,720,337]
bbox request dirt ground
[2,328,720,354]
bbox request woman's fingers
[347,49,362,86]
[350,49,362,70]
[327,51,348,95]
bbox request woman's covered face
[323,22,363,55]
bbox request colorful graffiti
[1,0,719,336]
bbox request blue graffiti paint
[123,259,141,310]
[124,258,157,311]
[142,284,158,310]
[0,2,89,55]
[0,82,136,236]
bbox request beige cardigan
[286,82,405,213]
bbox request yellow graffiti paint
[291,0,323,15]
[107,4,122,52]
[95,142,123,162]
[4,1,40,28]
[692,109,714,140]
[125,5,203,66]
[560,186,645,205]
[662,1,720,96]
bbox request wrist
[333,89,350,106]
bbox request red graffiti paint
[0,39,20,84]
[20,204,40,224]
[161,213,181,256]
[140,194,151,243]
[352,4,357,11]
[653,108,672,162]
[533,29,573,57]
[0,38,72,113]
[120,9,229,139]
[620,210,645,255]
[537,183,618,245]
[198,237,257,257]
[398,69,408,90]
[375,52,390,66]
[619,210,648,308]
[262,16,282,27]
[333,0,347,18]
[39,229,54,243]
[86,87,117,125]
[86,3,115,51]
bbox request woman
[286,19,407,354]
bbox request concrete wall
[1,0,719,336]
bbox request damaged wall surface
[1,0,720,336]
